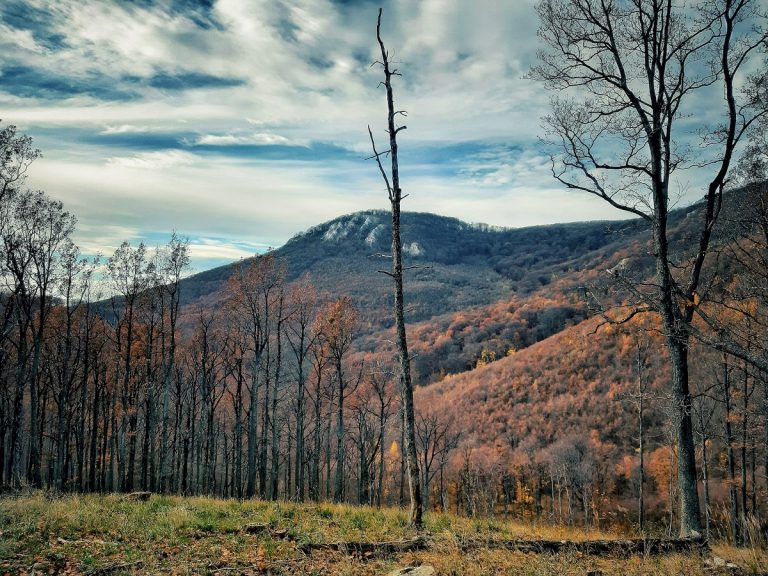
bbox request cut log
[243,523,269,535]
[85,560,144,575]
[298,536,430,557]
[387,566,436,576]
[459,536,709,557]
[242,524,291,540]
[123,491,151,502]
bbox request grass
[0,492,763,575]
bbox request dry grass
[0,492,754,575]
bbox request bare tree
[368,7,423,528]
[531,0,768,536]
[4,191,77,486]
[416,411,461,512]
[226,254,285,498]
[319,296,360,502]
[0,122,40,202]
[368,361,397,508]
[284,274,318,502]
[158,233,189,493]
[625,330,651,533]
[308,314,330,502]
[107,241,150,492]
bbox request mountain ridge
[173,202,714,387]
[178,208,652,310]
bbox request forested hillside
[4,142,766,537]
[5,1,768,573]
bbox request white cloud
[195,132,298,146]
[101,124,160,134]
[188,238,261,262]
[2,0,544,144]
[0,22,45,53]
[3,0,748,271]
[106,150,199,169]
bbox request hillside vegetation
[3,158,765,544]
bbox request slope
[175,202,714,387]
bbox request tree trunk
[259,371,269,498]
[741,363,749,527]
[7,312,29,487]
[311,379,322,502]
[661,321,700,536]
[141,394,153,491]
[55,385,70,491]
[325,402,332,500]
[358,431,369,505]
[723,354,741,545]
[700,413,711,542]
[77,349,90,491]
[637,345,645,533]
[371,7,422,528]
[269,303,283,500]
[377,409,386,508]
[399,413,405,507]
[87,365,99,491]
[246,368,258,498]
[295,351,306,502]
[334,358,345,502]
[27,303,47,487]
[235,360,243,499]
[159,290,178,494]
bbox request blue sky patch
[1,65,136,101]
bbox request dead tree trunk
[368,7,423,529]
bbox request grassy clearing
[0,492,762,575]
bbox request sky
[0,0,740,272]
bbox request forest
[2,118,768,547]
[2,3,768,571]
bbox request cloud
[100,124,159,135]
[188,238,266,262]
[195,132,297,146]
[73,223,143,256]
[2,0,745,271]
[0,65,136,101]
[106,150,199,169]
[0,21,46,53]
[1,0,544,141]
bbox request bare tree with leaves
[368,7,423,529]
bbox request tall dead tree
[532,0,768,536]
[368,7,423,528]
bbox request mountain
[180,209,645,332]
[96,197,746,520]
[181,198,712,309]
[177,204,706,384]
[169,201,732,465]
